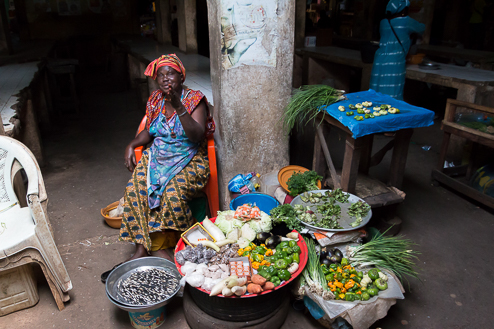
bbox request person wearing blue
[369,0,425,100]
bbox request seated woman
[119,54,214,262]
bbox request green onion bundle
[301,237,333,299]
[347,230,420,285]
[282,85,346,132]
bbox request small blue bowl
[230,193,280,214]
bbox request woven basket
[101,201,122,229]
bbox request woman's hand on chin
[124,144,137,172]
[166,84,183,109]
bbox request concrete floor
[2,67,494,329]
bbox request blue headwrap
[386,0,410,15]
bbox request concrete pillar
[155,0,172,44]
[177,0,198,53]
[207,1,295,209]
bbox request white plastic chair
[0,136,72,311]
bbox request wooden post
[22,99,44,167]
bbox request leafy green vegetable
[325,189,350,203]
[287,171,322,196]
[347,201,371,227]
[270,204,304,232]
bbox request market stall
[103,86,424,329]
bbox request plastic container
[229,193,280,214]
[246,173,261,191]
[129,306,166,329]
[0,265,39,316]
[259,170,281,196]
[470,164,494,197]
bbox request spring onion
[301,237,333,300]
[347,229,420,286]
[282,85,346,133]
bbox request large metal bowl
[105,257,181,311]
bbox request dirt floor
[2,67,494,329]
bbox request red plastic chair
[134,116,219,216]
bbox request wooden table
[406,62,494,104]
[417,45,494,70]
[312,113,409,208]
[432,99,494,208]
[296,46,373,91]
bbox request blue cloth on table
[320,89,434,139]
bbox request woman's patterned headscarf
[144,54,186,81]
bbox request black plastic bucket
[187,284,288,321]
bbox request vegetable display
[287,170,322,196]
[320,256,389,301]
[292,189,371,231]
[299,237,333,300]
[337,103,400,121]
[270,204,304,231]
[347,229,420,284]
[282,85,346,133]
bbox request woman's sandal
[101,263,123,284]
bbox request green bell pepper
[252,253,264,263]
[274,259,288,269]
[357,271,363,278]
[278,269,291,281]
[266,266,278,276]
[321,264,330,275]
[278,241,290,249]
[270,276,281,287]
[288,240,297,248]
[336,272,343,281]
[259,270,271,281]
[242,250,251,257]
[330,263,339,270]
[341,258,349,266]
[259,265,267,272]
[361,292,370,301]
[325,273,334,282]
[367,286,379,297]
[284,255,293,264]
[282,247,292,254]
[280,251,288,258]
[368,269,379,280]
[345,293,356,301]
[254,246,266,254]
[292,253,300,264]
[291,245,301,254]
[264,256,274,263]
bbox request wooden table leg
[388,128,413,189]
[341,134,363,194]
[316,125,341,189]
[312,126,326,177]
[359,134,373,175]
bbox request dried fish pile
[117,268,179,305]
[209,244,240,265]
